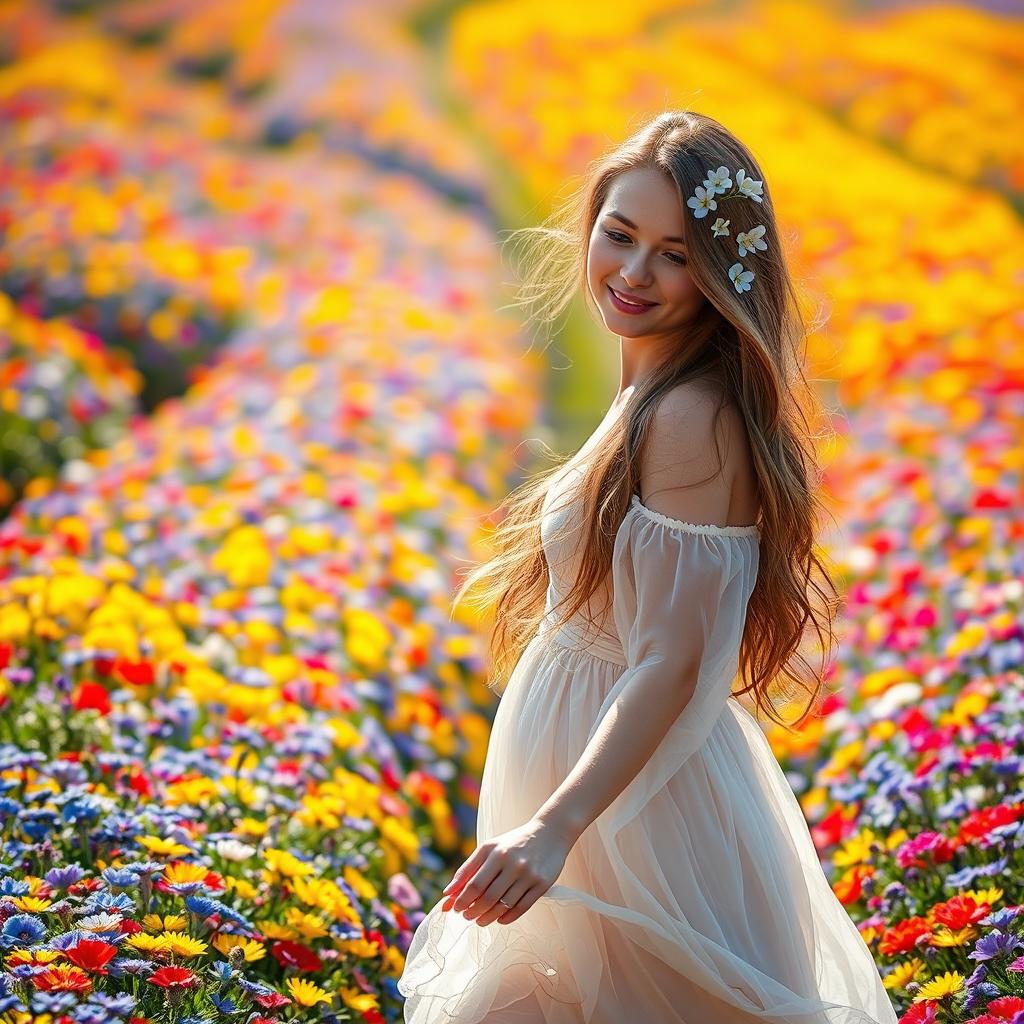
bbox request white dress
[398,459,898,1024]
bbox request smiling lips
[607,285,658,313]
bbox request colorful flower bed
[0,0,541,1020]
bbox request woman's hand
[441,816,574,927]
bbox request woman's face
[587,166,707,340]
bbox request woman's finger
[462,866,523,922]
[496,881,547,925]
[442,842,491,896]
[471,875,534,927]
[451,855,501,914]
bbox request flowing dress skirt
[397,621,899,1024]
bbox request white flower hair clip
[686,166,767,294]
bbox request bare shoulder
[639,380,755,527]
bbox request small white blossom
[710,217,730,237]
[736,224,767,257]
[216,839,257,861]
[79,912,123,931]
[735,169,764,202]
[728,263,755,293]
[686,185,717,219]
[702,166,732,194]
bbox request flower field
[0,0,1022,1022]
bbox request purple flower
[43,865,86,889]
[968,929,1023,962]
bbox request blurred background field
[0,0,1022,1021]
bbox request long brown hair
[455,110,840,732]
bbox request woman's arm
[535,651,701,845]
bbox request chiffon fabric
[398,462,898,1024]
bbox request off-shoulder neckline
[630,494,761,538]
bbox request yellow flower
[284,908,329,941]
[255,919,299,941]
[964,886,1003,906]
[163,862,209,886]
[161,933,208,957]
[336,937,381,959]
[137,835,193,858]
[11,896,52,912]
[342,865,378,902]
[929,926,976,948]
[290,876,361,925]
[914,971,965,1002]
[285,977,334,1007]
[224,876,259,901]
[884,958,925,991]
[212,935,266,961]
[6,948,63,966]
[264,847,315,880]
[125,933,173,955]
[341,986,379,1012]
[832,829,876,869]
[143,914,187,933]
[297,792,346,831]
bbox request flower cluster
[686,165,768,293]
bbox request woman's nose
[622,262,652,287]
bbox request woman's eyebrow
[606,210,686,244]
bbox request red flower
[988,996,1024,1018]
[270,940,322,972]
[897,1000,937,1023]
[254,992,292,1010]
[879,916,932,956]
[33,964,93,993]
[72,681,111,715]
[147,966,199,990]
[65,939,118,974]
[113,657,157,687]
[931,894,991,930]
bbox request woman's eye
[604,230,686,265]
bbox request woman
[398,110,898,1024]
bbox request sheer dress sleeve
[584,496,761,836]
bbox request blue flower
[31,992,78,1014]
[106,958,155,978]
[208,960,234,983]
[48,930,88,951]
[0,914,46,948]
[85,992,137,1015]
[101,867,139,889]
[236,977,275,997]
[81,891,135,915]
[209,993,241,1014]
[184,895,250,926]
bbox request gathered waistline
[538,614,627,667]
